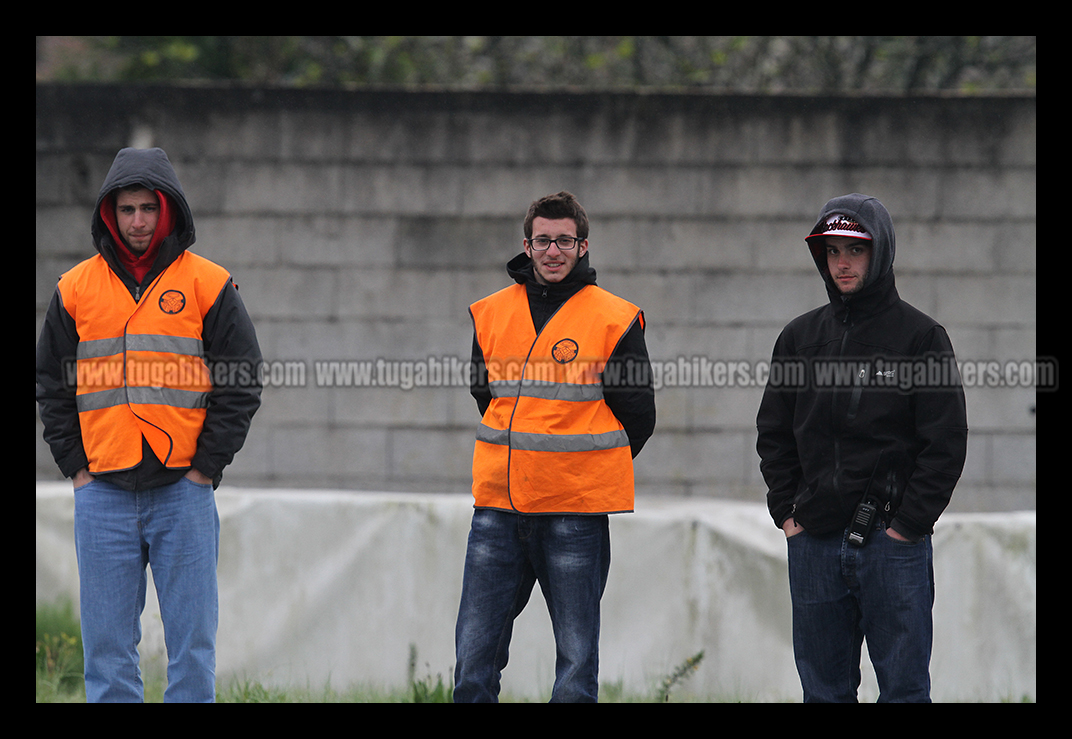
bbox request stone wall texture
[36,84,1037,512]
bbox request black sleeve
[602,315,656,458]
[470,333,492,417]
[193,278,263,482]
[756,330,803,529]
[36,288,89,478]
[890,326,969,539]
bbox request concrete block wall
[36,85,1036,511]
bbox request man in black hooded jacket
[36,147,261,702]
[756,193,967,702]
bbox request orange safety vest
[58,251,231,474]
[470,283,642,514]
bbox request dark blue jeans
[453,509,611,703]
[787,522,934,702]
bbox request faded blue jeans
[454,509,611,703]
[786,521,935,703]
[74,476,220,703]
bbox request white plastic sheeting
[36,482,1035,702]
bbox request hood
[506,250,598,290]
[805,193,895,299]
[91,148,196,280]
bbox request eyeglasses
[527,236,583,251]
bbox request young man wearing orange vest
[36,147,262,702]
[454,191,656,702]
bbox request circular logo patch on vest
[159,289,186,315]
[551,338,579,364]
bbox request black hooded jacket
[756,194,968,540]
[470,250,656,459]
[36,147,262,490]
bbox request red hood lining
[99,189,177,283]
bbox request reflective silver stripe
[75,333,209,413]
[76,334,204,359]
[476,423,628,453]
[476,424,510,446]
[489,379,604,402]
[127,387,210,408]
[77,337,124,360]
[125,333,204,356]
[77,386,209,412]
[76,388,127,412]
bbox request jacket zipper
[833,306,861,496]
[847,365,866,421]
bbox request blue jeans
[786,521,934,702]
[73,476,220,703]
[454,509,611,703]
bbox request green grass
[36,602,710,703]
[36,600,84,702]
[68,600,1032,702]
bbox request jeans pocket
[882,525,921,545]
[181,475,214,490]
